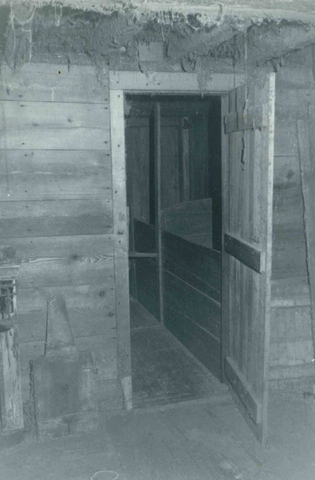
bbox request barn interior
[0,1,315,479]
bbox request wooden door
[222,73,275,443]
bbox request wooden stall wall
[270,46,315,379]
[162,231,222,380]
[0,63,122,411]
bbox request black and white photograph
[0,1,314,478]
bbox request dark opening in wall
[0,280,16,321]
[125,93,222,250]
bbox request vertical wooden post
[181,117,190,202]
[154,103,164,324]
[297,98,315,371]
[0,327,24,432]
[129,207,138,300]
[110,89,132,410]
[220,93,229,383]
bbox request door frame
[109,71,245,410]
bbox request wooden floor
[130,299,229,408]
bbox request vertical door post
[154,103,164,324]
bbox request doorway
[110,71,274,442]
[125,94,225,407]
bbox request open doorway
[125,94,226,407]
[111,71,274,442]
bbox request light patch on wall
[138,42,165,62]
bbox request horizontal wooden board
[110,71,245,92]
[224,105,267,133]
[17,283,115,315]
[5,235,115,288]
[0,150,112,199]
[181,233,213,248]
[0,64,109,103]
[162,212,213,236]
[0,102,110,150]
[129,252,158,258]
[164,303,221,380]
[126,101,211,119]
[163,271,220,339]
[224,233,265,274]
[20,335,117,360]
[162,231,221,290]
[224,356,262,424]
[0,198,113,238]
[4,234,114,259]
[161,198,212,218]
[17,283,116,346]
[17,255,114,288]
[163,259,221,303]
[17,306,116,343]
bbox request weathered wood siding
[162,231,221,380]
[0,63,121,409]
[270,47,314,378]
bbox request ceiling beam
[0,0,315,24]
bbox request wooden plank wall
[270,47,314,378]
[160,199,213,247]
[162,231,221,380]
[0,63,122,409]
